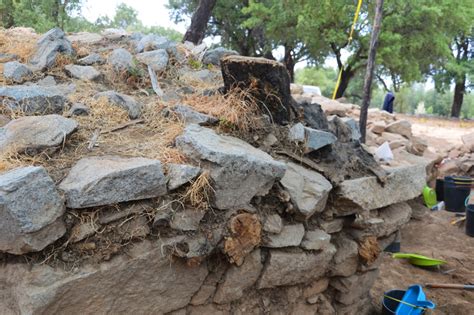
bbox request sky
[81,0,188,33]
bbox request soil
[370,202,474,314]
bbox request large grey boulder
[0,115,78,153]
[59,156,167,208]
[202,47,238,66]
[65,64,101,81]
[0,166,65,254]
[0,241,208,314]
[108,48,133,72]
[135,34,172,53]
[167,163,201,191]
[258,245,336,288]
[176,124,286,209]
[29,27,74,71]
[170,104,218,125]
[213,249,262,304]
[78,53,105,65]
[3,61,32,83]
[136,49,169,72]
[280,162,332,219]
[263,224,305,248]
[94,90,142,119]
[334,164,427,215]
[0,85,69,114]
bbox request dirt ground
[371,210,474,314]
[371,115,474,314]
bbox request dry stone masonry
[0,27,436,315]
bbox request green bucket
[423,186,437,208]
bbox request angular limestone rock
[203,47,238,66]
[263,224,305,248]
[300,229,331,251]
[385,120,412,139]
[304,127,337,152]
[67,32,103,44]
[3,61,32,83]
[94,90,142,119]
[108,48,133,72]
[78,53,105,65]
[136,49,169,72]
[0,242,208,314]
[258,245,336,288]
[167,163,201,190]
[0,166,65,254]
[213,249,262,304]
[221,55,292,124]
[59,156,167,208]
[0,115,78,153]
[263,214,283,234]
[330,235,359,277]
[349,202,412,240]
[0,85,69,114]
[280,162,332,219]
[170,209,205,231]
[330,269,380,306]
[29,27,74,71]
[65,64,101,81]
[176,124,286,209]
[334,164,426,215]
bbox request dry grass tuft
[183,170,214,209]
[0,28,37,63]
[181,87,264,132]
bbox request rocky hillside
[0,27,439,314]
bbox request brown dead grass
[181,87,264,132]
[359,236,381,265]
[183,170,214,209]
[224,213,262,266]
[0,28,37,63]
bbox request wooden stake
[359,0,384,143]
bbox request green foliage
[188,58,202,70]
[295,67,337,97]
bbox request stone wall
[0,28,431,315]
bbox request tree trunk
[52,0,60,27]
[451,75,465,118]
[183,0,217,45]
[359,0,384,143]
[334,68,355,98]
[1,0,14,28]
[283,45,295,82]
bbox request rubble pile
[0,28,433,314]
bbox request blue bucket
[382,285,435,315]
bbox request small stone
[99,203,148,225]
[3,61,32,83]
[300,229,331,251]
[68,102,90,116]
[330,269,379,306]
[304,126,337,152]
[136,49,169,72]
[330,235,359,277]
[0,114,78,153]
[78,53,105,65]
[117,216,150,240]
[263,133,278,147]
[312,95,352,117]
[59,156,167,208]
[170,104,218,125]
[135,34,171,53]
[263,214,283,234]
[462,131,474,152]
[108,48,133,72]
[0,115,10,127]
[37,75,57,86]
[288,123,305,142]
[370,121,386,134]
[67,32,103,44]
[167,163,201,190]
[69,221,97,243]
[318,218,344,234]
[263,224,305,248]
[341,117,361,141]
[65,64,101,81]
[303,278,329,298]
[307,295,320,305]
[101,28,129,40]
[0,166,65,254]
[170,209,205,231]
[94,90,142,119]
